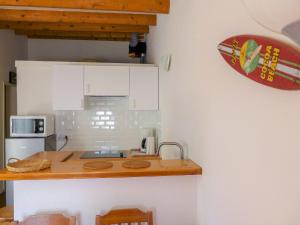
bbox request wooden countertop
[0,151,202,181]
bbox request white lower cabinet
[129,66,159,111]
[84,65,129,96]
[52,65,84,110]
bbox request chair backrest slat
[18,213,76,225]
[96,209,153,225]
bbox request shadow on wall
[27,39,140,63]
[242,0,300,46]
[282,20,300,46]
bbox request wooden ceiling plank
[0,9,157,26]
[0,0,170,14]
[15,30,132,37]
[0,21,149,33]
[14,30,145,40]
[26,35,132,42]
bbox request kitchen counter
[0,151,202,181]
[9,151,201,225]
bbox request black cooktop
[80,151,127,159]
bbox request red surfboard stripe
[220,42,300,71]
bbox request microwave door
[12,119,35,136]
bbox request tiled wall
[55,97,160,151]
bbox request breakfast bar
[0,151,202,225]
[0,151,202,180]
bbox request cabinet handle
[133,99,136,109]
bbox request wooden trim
[0,21,149,33]
[0,9,157,26]
[96,209,153,225]
[15,30,135,37]
[15,29,145,41]
[19,214,76,225]
[0,0,170,13]
[25,35,131,42]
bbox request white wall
[243,0,300,32]
[147,0,300,225]
[15,176,197,225]
[28,39,139,63]
[0,30,27,192]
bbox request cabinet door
[129,66,159,111]
[17,64,53,115]
[53,65,84,110]
[84,65,129,96]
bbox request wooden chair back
[0,206,13,223]
[18,213,76,225]
[96,208,153,225]
[0,222,18,225]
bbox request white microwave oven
[10,115,55,137]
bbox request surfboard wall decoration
[218,35,300,90]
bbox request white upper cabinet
[17,63,53,115]
[129,66,159,111]
[16,61,159,114]
[84,65,129,96]
[52,65,84,110]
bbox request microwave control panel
[35,119,45,133]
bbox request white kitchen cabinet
[129,66,159,111]
[17,63,53,115]
[84,65,129,96]
[52,65,84,110]
[16,61,159,114]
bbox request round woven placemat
[122,160,151,169]
[83,161,113,170]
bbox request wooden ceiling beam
[0,9,157,26]
[0,0,170,13]
[15,29,145,40]
[25,35,132,42]
[0,21,149,33]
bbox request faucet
[157,142,185,160]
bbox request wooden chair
[96,208,153,225]
[18,213,76,225]
[0,206,13,223]
[0,222,18,225]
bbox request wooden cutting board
[83,161,113,170]
[122,160,151,169]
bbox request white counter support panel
[14,176,198,225]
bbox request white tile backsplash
[55,97,160,151]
